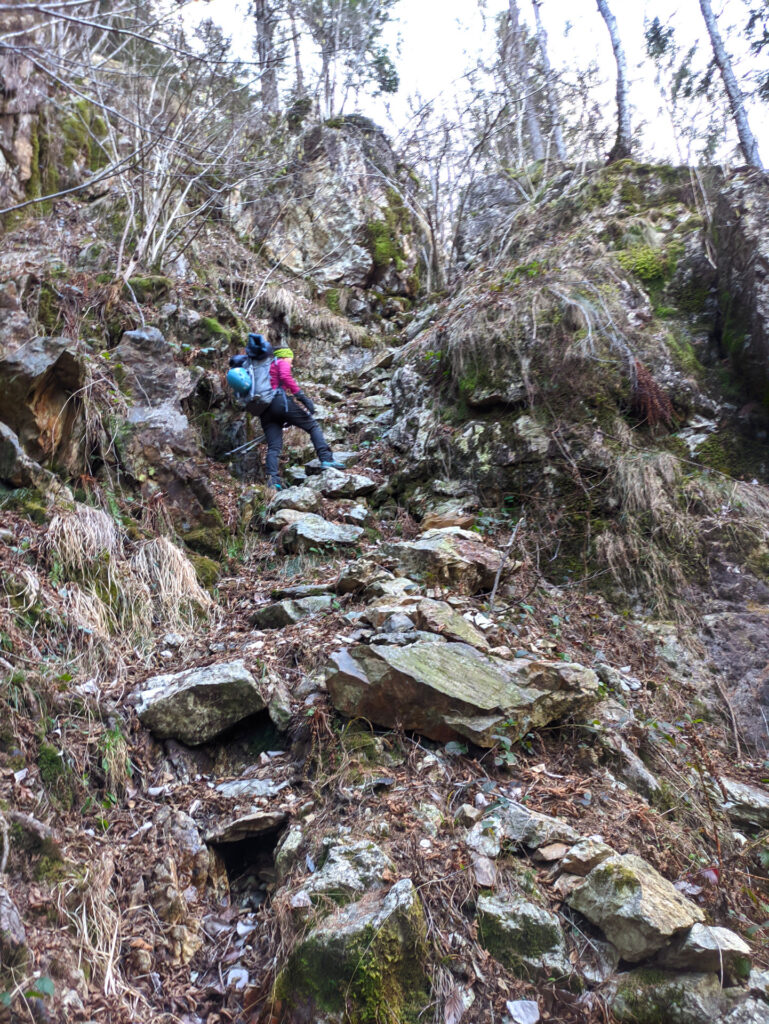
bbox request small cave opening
[211,824,286,911]
[207,710,288,771]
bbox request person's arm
[276,358,301,394]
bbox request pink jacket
[270,357,300,395]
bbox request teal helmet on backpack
[227,367,252,397]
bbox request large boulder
[477,893,570,981]
[244,118,426,295]
[383,528,503,594]
[325,642,600,746]
[274,879,429,1023]
[134,660,266,745]
[568,854,705,962]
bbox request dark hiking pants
[260,393,333,481]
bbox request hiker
[227,333,344,489]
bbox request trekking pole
[224,434,266,457]
[488,510,525,613]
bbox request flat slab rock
[281,513,364,552]
[325,641,599,746]
[719,777,769,829]
[268,485,320,514]
[568,853,705,961]
[383,527,503,594]
[134,660,265,746]
[308,468,377,498]
[659,923,751,980]
[205,810,287,844]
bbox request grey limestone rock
[325,642,600,747]
[568,854,705,962]
[251,595,334,629]
[268,486,320,514]
[281,514,364,553]
[477,893,570,981]
[135,660,265,745]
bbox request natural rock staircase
[122,353,769,1024]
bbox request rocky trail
[2,109,769,1024]
[3,345,759,1024]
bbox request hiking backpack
[241,355,277,415]
[229,334,281,415]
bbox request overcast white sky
[181,0,767,163]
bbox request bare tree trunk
[698,0,762,168]
[595,0,632,162]
[254,0,279,114]
[508,0,545,161]
[531,0,566,160]
[287,0,305,95]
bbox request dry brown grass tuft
[46,505,123,577]
[131,537,213,629]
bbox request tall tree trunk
[698,0,762,168]
[531,0,566,160]
[287,0,305,96]
[595,0,632,162]
[254,0,279,114]
[508,0,545,161]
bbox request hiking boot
[320,459,346,471]
[268,478,283,490]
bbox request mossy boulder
[275,878,429,1024]
[568,854,705,962]
[125,276,173,304]
[188,553,220,590]
[607,968,727,1024]
[477,892,570,982]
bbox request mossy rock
[125,276,173,304]
[198,317,233,343]
[189,553,220,590]
[476,893,570,982]
[695,429,769,480]
[1,487,41,523]
[61,98,109,172]
[274,879,429,1023]
[182,521,227,559]
[37,742,75,809]
[609,968,726,1024]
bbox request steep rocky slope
[1,129,769,1024]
